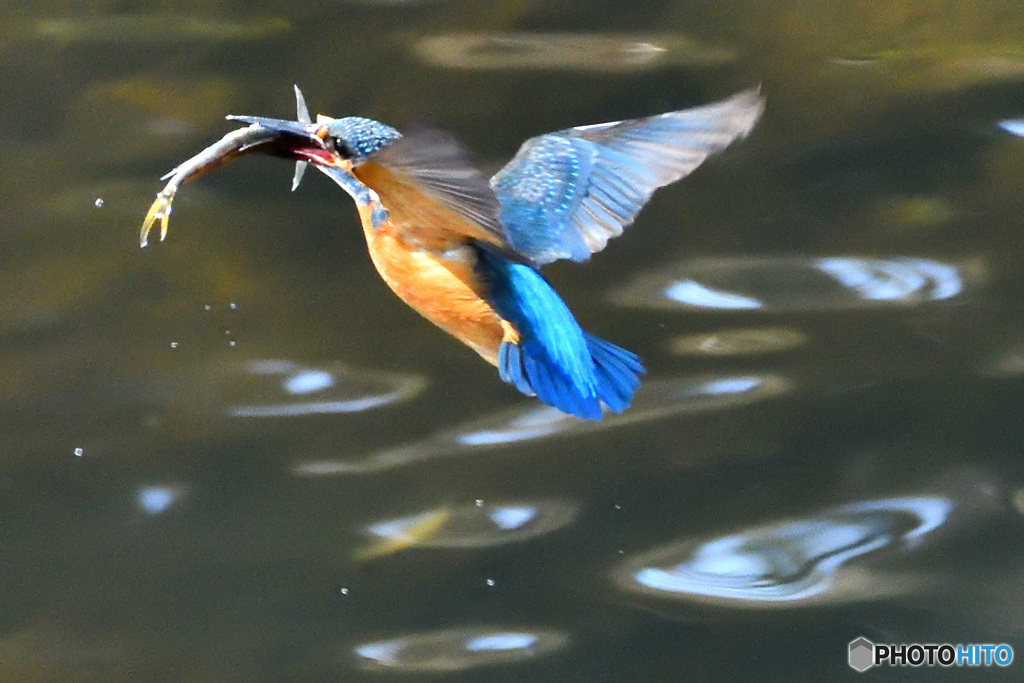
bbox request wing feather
[491,87,765,265]
[369,125,508,248]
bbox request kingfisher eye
[333,138,354,158]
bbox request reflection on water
[134,485,185,515]
[347,0,445,5]
[412,32,736,72]
[817,258,961,301]
[29,15,290,44]
[668,326,808,357]
[1014,489,1024,517]
[868,195,958,229]
[845,43,1024,92]
[981,342,1024,378]
[613,497,953,608]
[226,359,425,417]
[999,118,1024,137]
[354,625,569,672]
[9,1,1024,679]
[355,507,453,561]
[62,77,240,166]
[0,254,119,334]
[357,499,579,559]
[612,256,975,312]
[292,374,790,475]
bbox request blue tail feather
[499,336,602,420]
[584,333,645,413]
[497,341,532,395]
[481,249,644,419]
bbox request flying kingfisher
[141,87,764,419]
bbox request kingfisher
[141,87,764,419]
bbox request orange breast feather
[352,163,508,365]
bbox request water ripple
[30,15,290,44]
[613,496,953,608]
[292,373,790,476]
[612,256,976,312]
[134,484,186,515]
[226,359,425,417]
[998,118,1024,137]
[356,499,579,559]
[353,625,569,672]
[668,326,808,357]
[412,32,736,72]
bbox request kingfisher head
[227,107,401,169]
[317,116,402,164]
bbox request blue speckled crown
[324,117,402,161]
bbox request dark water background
[4,1,1024,680]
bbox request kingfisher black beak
[227,114,342,175]
[226,114,319,138]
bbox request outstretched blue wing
[490,88,764,265]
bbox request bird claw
[140,189,175,247]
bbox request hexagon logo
[849,637,874,672]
